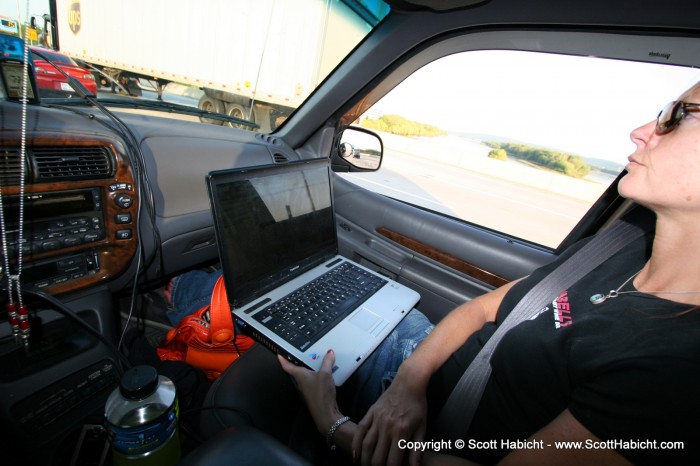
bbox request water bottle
[105,365,180,466]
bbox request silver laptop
[207,158,420,385]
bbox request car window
[339,50,700,249]
[7,0,390,132]
[31,48,72,64]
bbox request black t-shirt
[431,234,700,465]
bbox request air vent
[31,146,114,181]
[272,153,289,164]
[0,148,24,185]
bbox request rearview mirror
[334,126,383,171]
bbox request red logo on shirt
[552,291,573,328]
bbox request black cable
[19,285,132,373]
[82,95,164,276]
[32,51,169,346]
[34,50,164,279]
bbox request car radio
[21,250,101,289]
[2,188,105,257]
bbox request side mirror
[333,126,383,172]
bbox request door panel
[332,174,554,322]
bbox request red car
[30,46,98,96]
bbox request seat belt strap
[432,217,645,440]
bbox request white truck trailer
[53,0,379,131]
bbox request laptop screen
[207,159,337,308]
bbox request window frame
[332,28,700,251]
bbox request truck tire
[198,95,225,125]
[225,103,255,130]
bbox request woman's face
[618,84,700,215]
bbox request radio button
[109,182,133,192]
[115,229,132,240]
[115,213,132,224]
[52,275,69,285]
[58,257,82,268]
[114,194,133,209]
[83,232,102,242]
[42,240,61,251]
[68,217,90,227]
[63,236,82,247]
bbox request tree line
[361,114,447,137]
[486,142,590,179]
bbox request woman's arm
[352,280,519,466]
[278,351,359,457]
[280,280,519,466]
[394,279,520,394]
[278,350,473,463]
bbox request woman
[279,85,700,465]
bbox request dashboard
[0,100,301,297]
[1,117,138,295]
[0,98,304,465]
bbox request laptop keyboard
[253,262,388,351]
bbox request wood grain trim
[377,227,510,288]
[1,132,139,295]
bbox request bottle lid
[119,365,159,400]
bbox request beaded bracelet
[326,415,351,451]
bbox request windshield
[2,0,389,132]
[30,46,76,65]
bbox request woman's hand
[279,350,360,457]
[352,369,428,466]
[278,350,344,435]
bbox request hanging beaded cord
[0,10,31,341]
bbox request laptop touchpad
[350,308,384,333]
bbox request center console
[0,133,140,295]
[0,292,120,466]
[3,188,106,289]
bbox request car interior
[1,0,699,465]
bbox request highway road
[340,147,600,248]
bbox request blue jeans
[341,309,434,418]
[166,269,223,325]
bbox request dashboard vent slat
[32,146,114,181]
[272,153,289,164]
[0,149,23,185]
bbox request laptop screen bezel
[207,158,339,309]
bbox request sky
[0,0,48,25]
[373,51,700,164]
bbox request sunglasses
[656,100,700,134]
